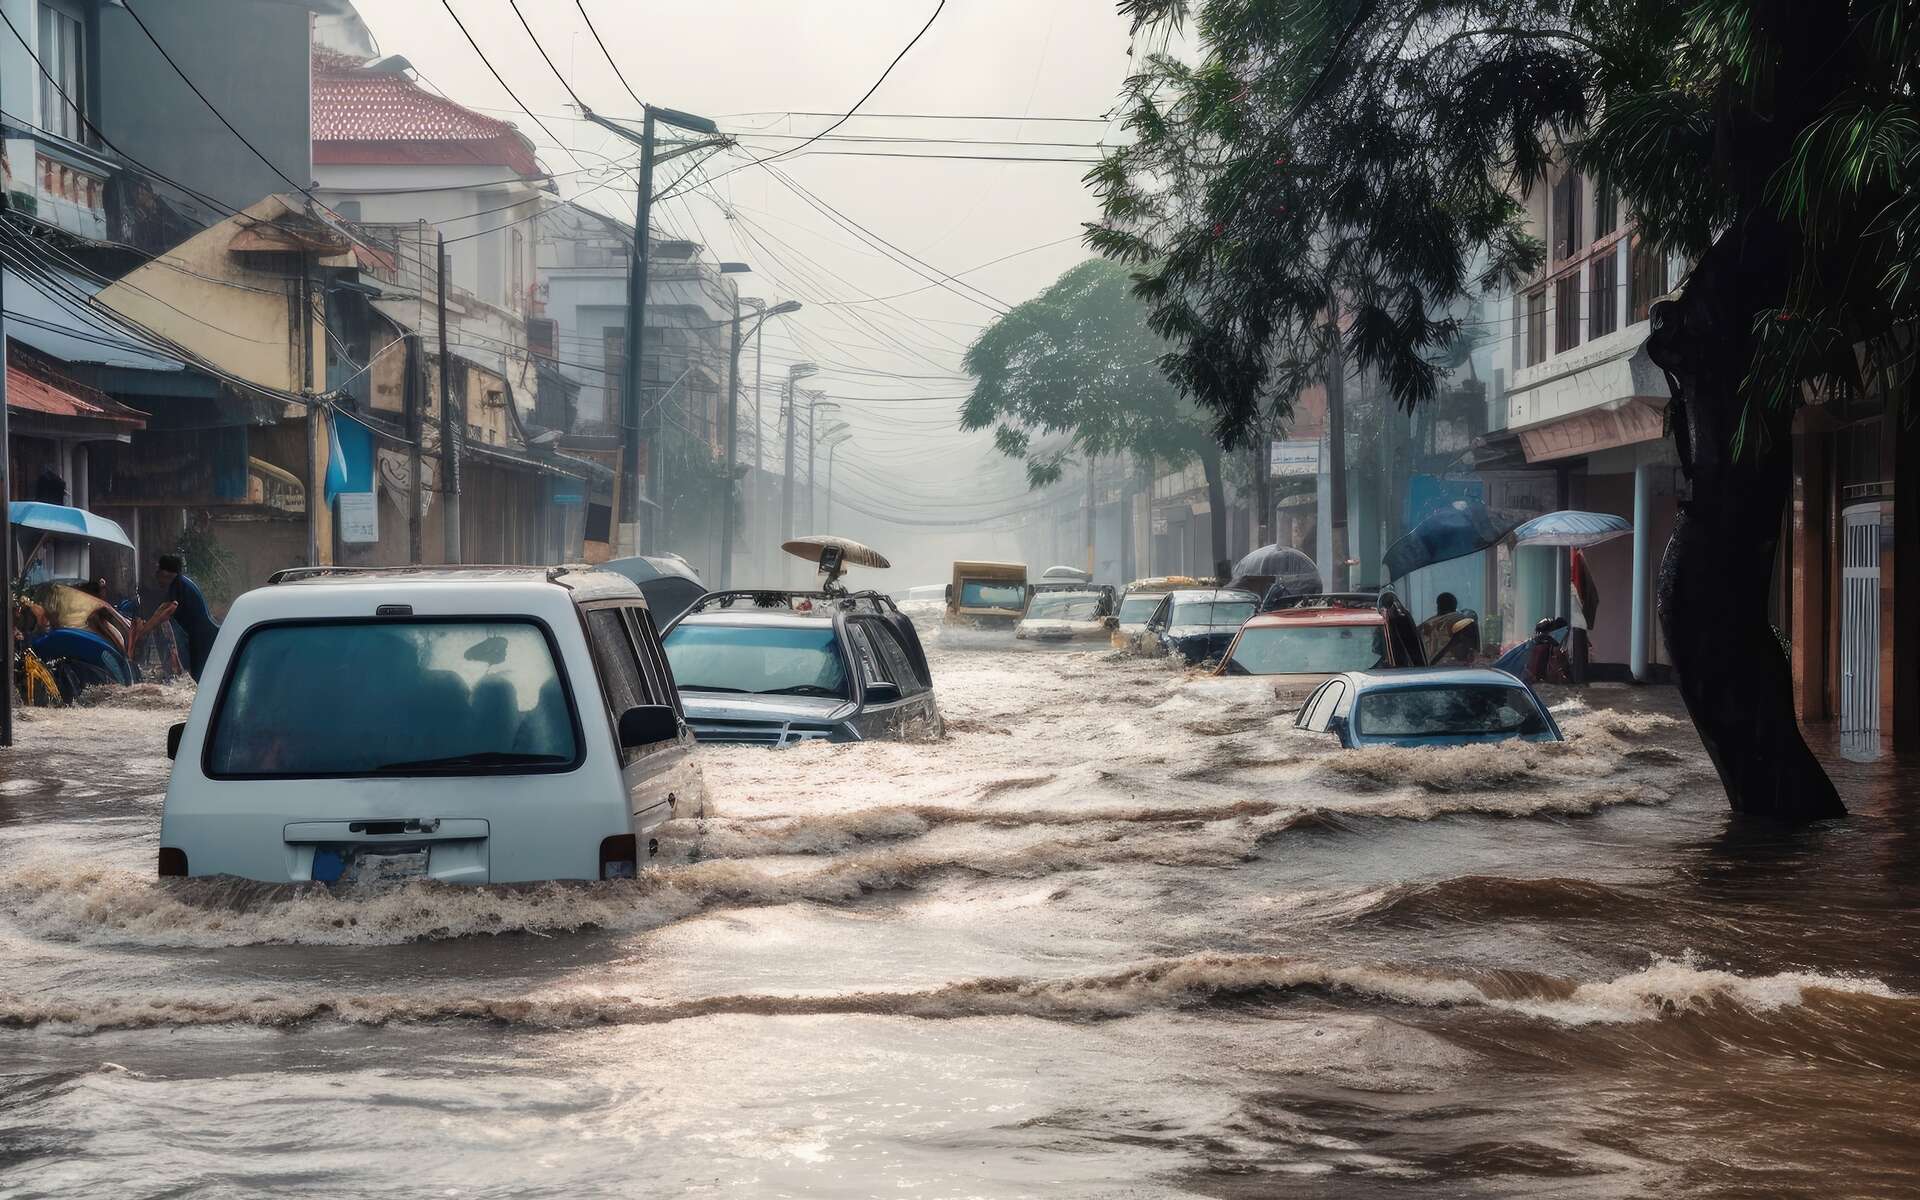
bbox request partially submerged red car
[1215,594,1427,707]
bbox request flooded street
[2,636,1917,1199]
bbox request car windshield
[1026,592,1103,621]
[1170,598,1256,628]
[207,620,577,776]
[1355,684,1547,738]
[1117,593,1163,623]
[663,623,850,698]
[1223,624,1388,675]
[960,580,1026,610]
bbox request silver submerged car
[663,590,942,747]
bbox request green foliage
[173,519,237,606]
[1095,0,1920,451]
[960,258,1219,483]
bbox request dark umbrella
[1226,545,1322,601]
[599,554,706,626]
[1383,500,1530,581]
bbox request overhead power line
[574,0,648,111]
[694,1,949,191]
[724,110,1112,124]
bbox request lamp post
[780,363,819,550]
[719,295,800,587]
[802,393,837,532]
[821,424,852,535]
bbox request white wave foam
[3,952,1898,1035]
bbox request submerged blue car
[1293,667,1563,748]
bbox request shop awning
[3,266,189,374]
[6,362,148,427]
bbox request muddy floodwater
[2,636,1917,1198]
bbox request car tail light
[158,847,188,877]
[599,834,637,880]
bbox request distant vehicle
[1033,564,1094,593]
[1138,587,1261,665]
[1292,668,1563,748]
[158,566,704,886]
[895,583,948,620]
[1108,576,1201,641]
[1015,586,1115,643]
[597,553,705,626]
[664,590,941,746]
[946,560,1028,629]
[1217,593,1427,705]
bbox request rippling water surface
[2,639,1916,1198]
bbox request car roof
[673,609,837,630]
[1335,666,1528,688]
[1165,588,1258,601]
[1243,606,1387,628]
[263,564,644,604]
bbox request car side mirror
[166,722,186,760]
[1326,713,1349,739]
[865,680,901,703]
[618,704,681,749]
[1103,616,1119,631]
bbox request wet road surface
[1,636,1916,1197]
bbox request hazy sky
[357,0,1142,558]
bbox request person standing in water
[155,553,220,682]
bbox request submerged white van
[158,566,704,885]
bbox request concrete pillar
[1630,458,1652,681]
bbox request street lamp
[780,363,819,547]
[821,424,852,535]
[802,394,838,533]
[719,291,801,587]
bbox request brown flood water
[0,638,1915,1198]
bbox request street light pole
[720,298,799,588]
[803,393,836,532]
[779,363,817,550]
[579,106,729,557]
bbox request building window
[527,317,557,364]
[1554,274,1581,353]
[1630,234,1668,323]
[1590,249,1619,339]
[1525,289,1547,367]
[39,3,88,144]
[1551,172,1582,264]
[604,328,626,421]
[1593,177,1618,241]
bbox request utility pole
[438,230,460,564]
[1,262,12,746]
[1085,455,1097,578]
[301,255,320,567]
[405,333,424,563]
[580,107,729,558]
[1325,289,1350,591]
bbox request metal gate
[1840,502,1883,759]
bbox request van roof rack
[685,588,901,617]
[267,564,579,585]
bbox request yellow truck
[946,560,1029,629]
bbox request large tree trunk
[1199,445,1231,579]
[1646,229,1844,821]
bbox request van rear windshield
[206,620,579,777]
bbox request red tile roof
[5,359,147,427]
[312,50,543,179]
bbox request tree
[961,258,1235,571]
[1090,0,1920,822]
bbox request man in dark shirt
[155,554,221,682]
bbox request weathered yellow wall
[95,196,329,395]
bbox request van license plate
[346,848,429,886]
